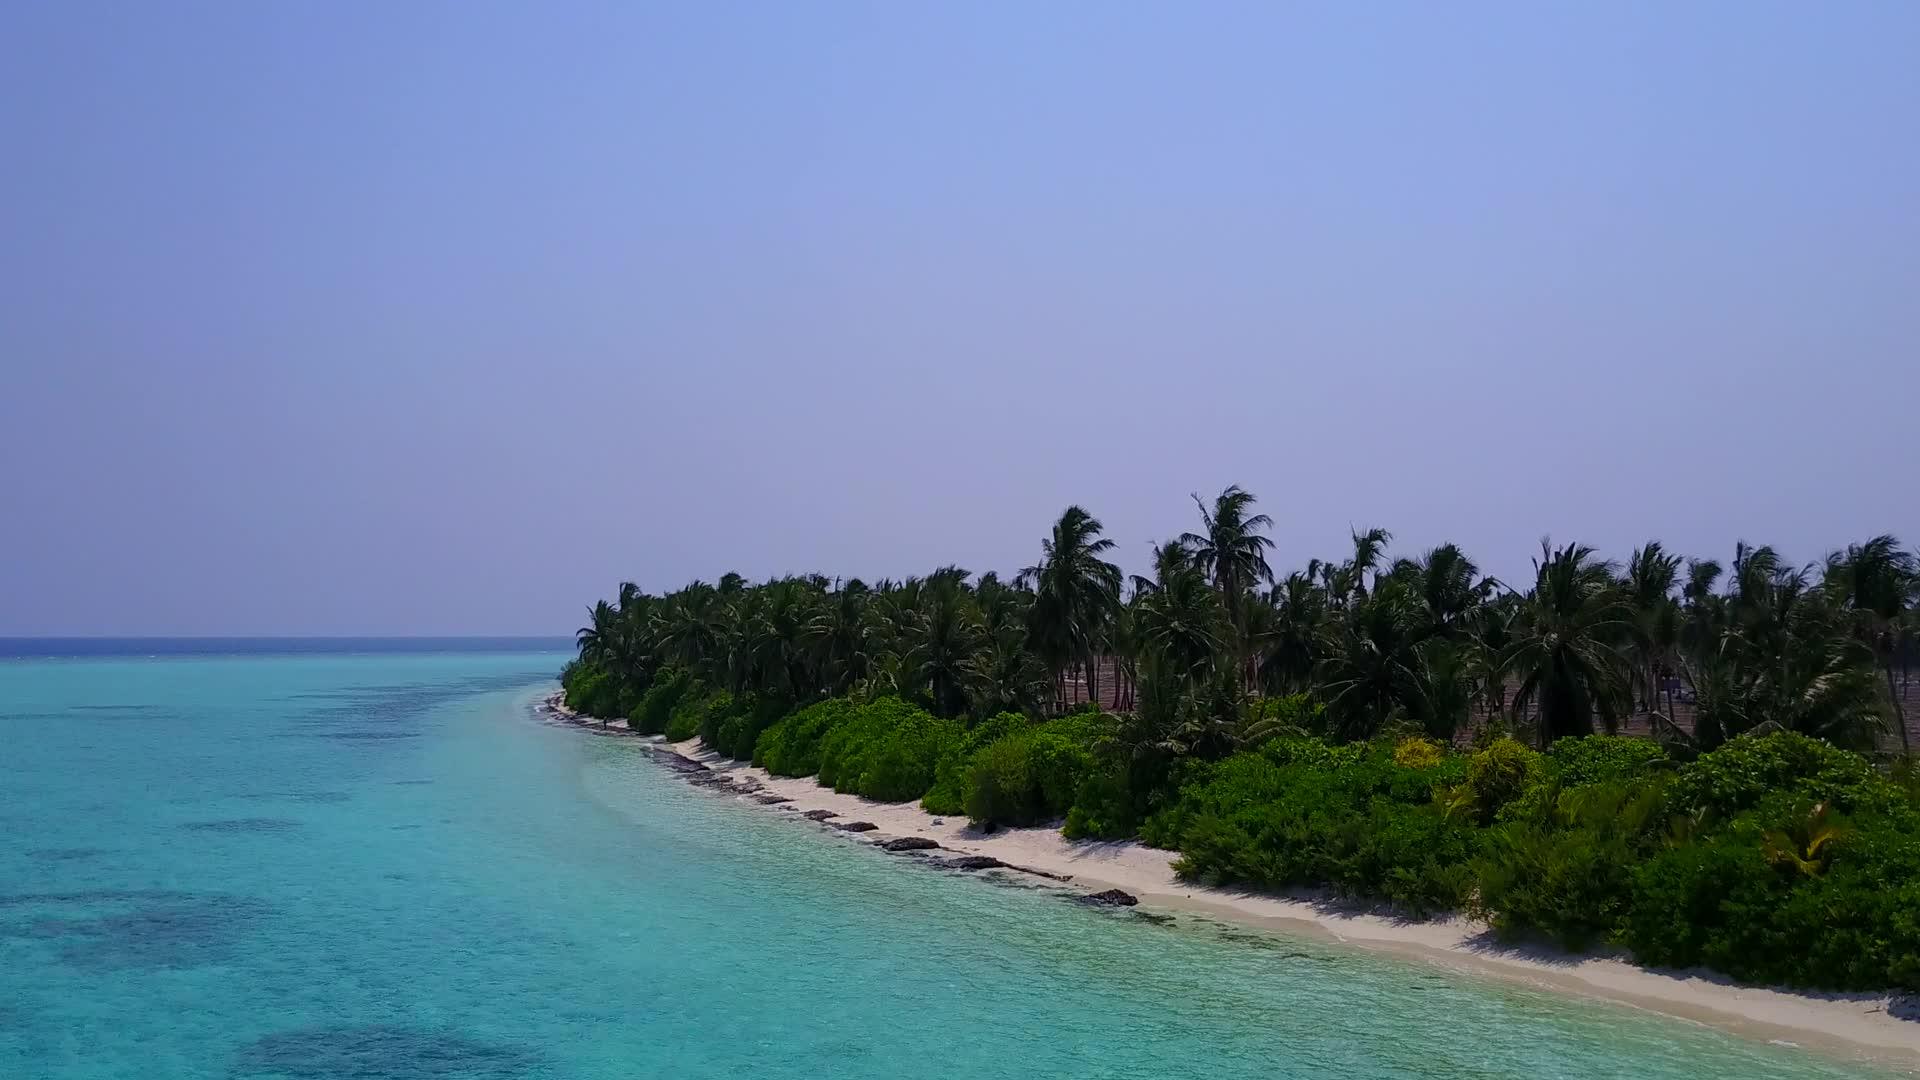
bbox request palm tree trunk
[1887,662,1911,757]
[1088,654,1100,710]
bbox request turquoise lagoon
[0,643,1905,1079]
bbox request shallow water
[0,647,1905,1078]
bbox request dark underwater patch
[231,791,351,804]
[180,818,301,833]
[0,890,272,971]
[26,847,109,862]
[231,1024,538,1079]
[284,671,548,719]
[0,889,200,908]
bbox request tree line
[568,486,1917,757]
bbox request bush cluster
[664,689,727,742]
[560,660,628,719]
[920,712,1033,816]
[1137,728,1920,990]
[1146,742,1476,915]
[961,725,1095,829]
[754,698,857,777]
[628,667,695,735]
[814,697,964,802]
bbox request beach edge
[536,690,1920,1072]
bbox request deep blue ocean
[0,641,1904,1078]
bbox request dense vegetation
[561,489,1920,991]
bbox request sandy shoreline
[535,692,1920,1070]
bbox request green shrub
[1622,808,1920,990]
[755,698,855,777]
[1150,744,1476,916]
[1063,766,1137,840]
[701,692,788,760]
[920,712,1033,815]
[1546,736,1669,788]
[629,668,695,735]
[561,661,622,719]
[1243,693,1324,737]
[698,690,738,749]
[1663,731,1906,825]
[1256,735,1364,771]
[1335,801,1479,914]
[665,690,728,742]
[816,697,962,802]
[1393,737,1446,770]
[1460,738,1543,823]
[1472,780,1666,949]
[961,729,1093,829]
[715,712,754,759]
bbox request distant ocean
[0,636,573,658]
[0,643,1898,1078]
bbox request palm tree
[802,579,870,697]
[1466,599,1519,731]
[1506,542,1633,745]
[1135,560,1226,681]
[576,599,618,667]
[658,581,722,673]
[739,577,817,703]
[1623,542,1683,718]
[1410,542,1486,636]
[1022,506,1122,711]
[1316,578,1431,742]
[1252,572,1324,694]
[1825,535,1917,755]
[900,572,988,719]
[1179,486,1275,688]
[960,612,1049,718]
[1690,629,1884,751]
[1345,527,1393,603]
[1129,540,1189,599]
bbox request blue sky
[2,2,1915,635]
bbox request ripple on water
[230,1025,538,1079]
[180,818,301,833]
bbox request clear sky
[2,3,1915,636]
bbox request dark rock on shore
[939,855,1006,871]
[880,836,940,852]
[832,821,878,833]
[1078,889,1138,907]
[801,809,839,821]
[648,751,710,774]
[1023,866,1073,882]
[753,794,794,805]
